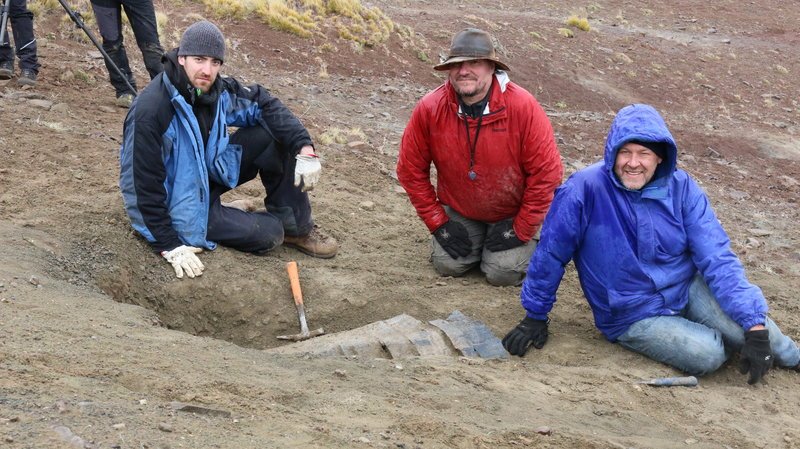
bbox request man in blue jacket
[502,104,799,384]
[119,21,337,279]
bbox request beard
[452,75,490,103]
[454,80,481,96]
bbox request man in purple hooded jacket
[502,104,799,384]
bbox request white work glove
[161,245,205,279]
[294,154,321,192]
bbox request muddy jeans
[90,0,164,96]
[616,275,800,376]
[206,125,313,254]
[0,0,39,72]
[430,206,537,286]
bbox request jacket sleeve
[396,101,449,233]
[520,181,583,319]
[223,78,313,155]
[682,177,767,329]
[513,100,563,242]
[126,103,184,253]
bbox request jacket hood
[603,104,678,193]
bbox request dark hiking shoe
[0,61,12,80]
[284,226,338,259]
[17,69,37,86]
[116,93,135,108]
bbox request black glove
[485,218,525,252]
[738,329,773,385]
[433,220,471,259]
[502,317,549,356]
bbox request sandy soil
[2,0,799,447]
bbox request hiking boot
[116,93,135,108]
[283,226,338,259]
[0,61,13,80]
[17,69,37,86]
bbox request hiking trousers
[206,125,314,254]
[90,0,164,96]
[0,0,39,73]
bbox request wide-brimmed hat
[433,28,510,71]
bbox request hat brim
[433,56,510,71]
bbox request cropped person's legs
[616,315,728,376]
[0,26,12,76]
[121,0,163,79]
[91,0,136,96]
[686,275,800,368]
[430,206,484,277]
[8,0,39,74]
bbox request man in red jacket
[397,28,563,286]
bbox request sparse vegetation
[317,126,366,145]
[203,0,248,20]
[395,23,430,63]
[200,0,396,47]
[557,27,575,38]
[565,15,591,32]
[155,11,169,36]
[30,0,405,50]
[529,30,550,52]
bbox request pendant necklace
[463,114,483,181]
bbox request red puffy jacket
[397,74,563,242]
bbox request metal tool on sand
[636,376,698,387]
[277,261,325,341]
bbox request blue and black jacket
[520,104,767,340]
[119,50,312,252]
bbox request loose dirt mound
[2,1,799,448]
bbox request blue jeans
[616,275,800,376]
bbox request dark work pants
[90,0,164,96]
[206,125,314,254]
[0,0,39,72]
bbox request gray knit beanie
[178,21,225,62]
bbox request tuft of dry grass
[565,15,590,32]
[557,28,574,38]
[203,0,249,20]
[317,126,366,145]
[200,0,396,47]
[155,11,169,36]
[255,1,317,38]
[29,0,60,16]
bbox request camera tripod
[0,0,135,94]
